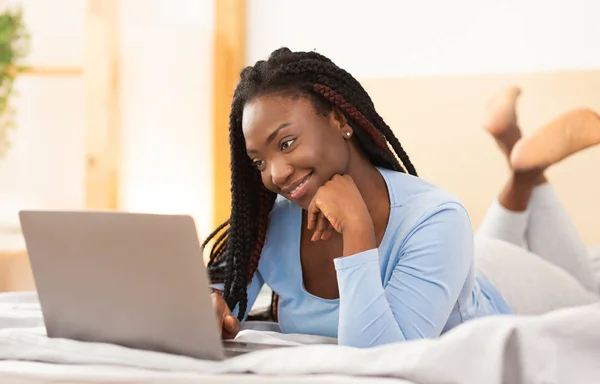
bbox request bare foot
[485,86,546,212]
[483,86,523,158]
[511,108,600,171]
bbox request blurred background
[1,0,599,292]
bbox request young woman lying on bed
[205,48,600,348]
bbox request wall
[248,0,600,77]
[0,0,86,233]
[0,0,215,240]
[118,0,215,239]
[247,0,600,246]
[362,71,600,246]
[0,0,215,291]
[0,0,86,291]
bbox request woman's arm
[335,203,474,348]
[211,270,265,321]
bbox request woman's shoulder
[378,167,466,209]
[269,194,298,220]
[263,195,299,243]
[377,167,472,235]
[258,195,300,280]
[377,168,474,269]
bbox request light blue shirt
[227,167,511,348]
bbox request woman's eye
[281,138,296,150]
[253,160,265,169]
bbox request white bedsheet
[0,361,406,384]
[1,291,599,384]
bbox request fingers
[212,292,241,339]
[307,198,319,230]
[307,194,334,241]
[321,220,334,241]
[311,213,329,241]
[222,315,241,339]
[212,292,226,331]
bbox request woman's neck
[345,154,390,222]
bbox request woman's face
[242,95,352,209]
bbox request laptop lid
[19,210,226,361]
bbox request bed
[0,291,599,384]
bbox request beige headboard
[362,70,600,246]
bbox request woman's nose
[270,160,294,188]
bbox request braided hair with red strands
[203,48,417,321]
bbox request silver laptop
[19,210,288,360]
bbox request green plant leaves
[0,6,30,160]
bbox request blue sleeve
[334,203,474,348]
[211,270,265,321]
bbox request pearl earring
[346,132,351,137]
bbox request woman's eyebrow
[266,123,292,144]
[247,122,293,155]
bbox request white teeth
[290,176,308,195]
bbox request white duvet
[0,291,599,384]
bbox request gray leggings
[475,183,600,315]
